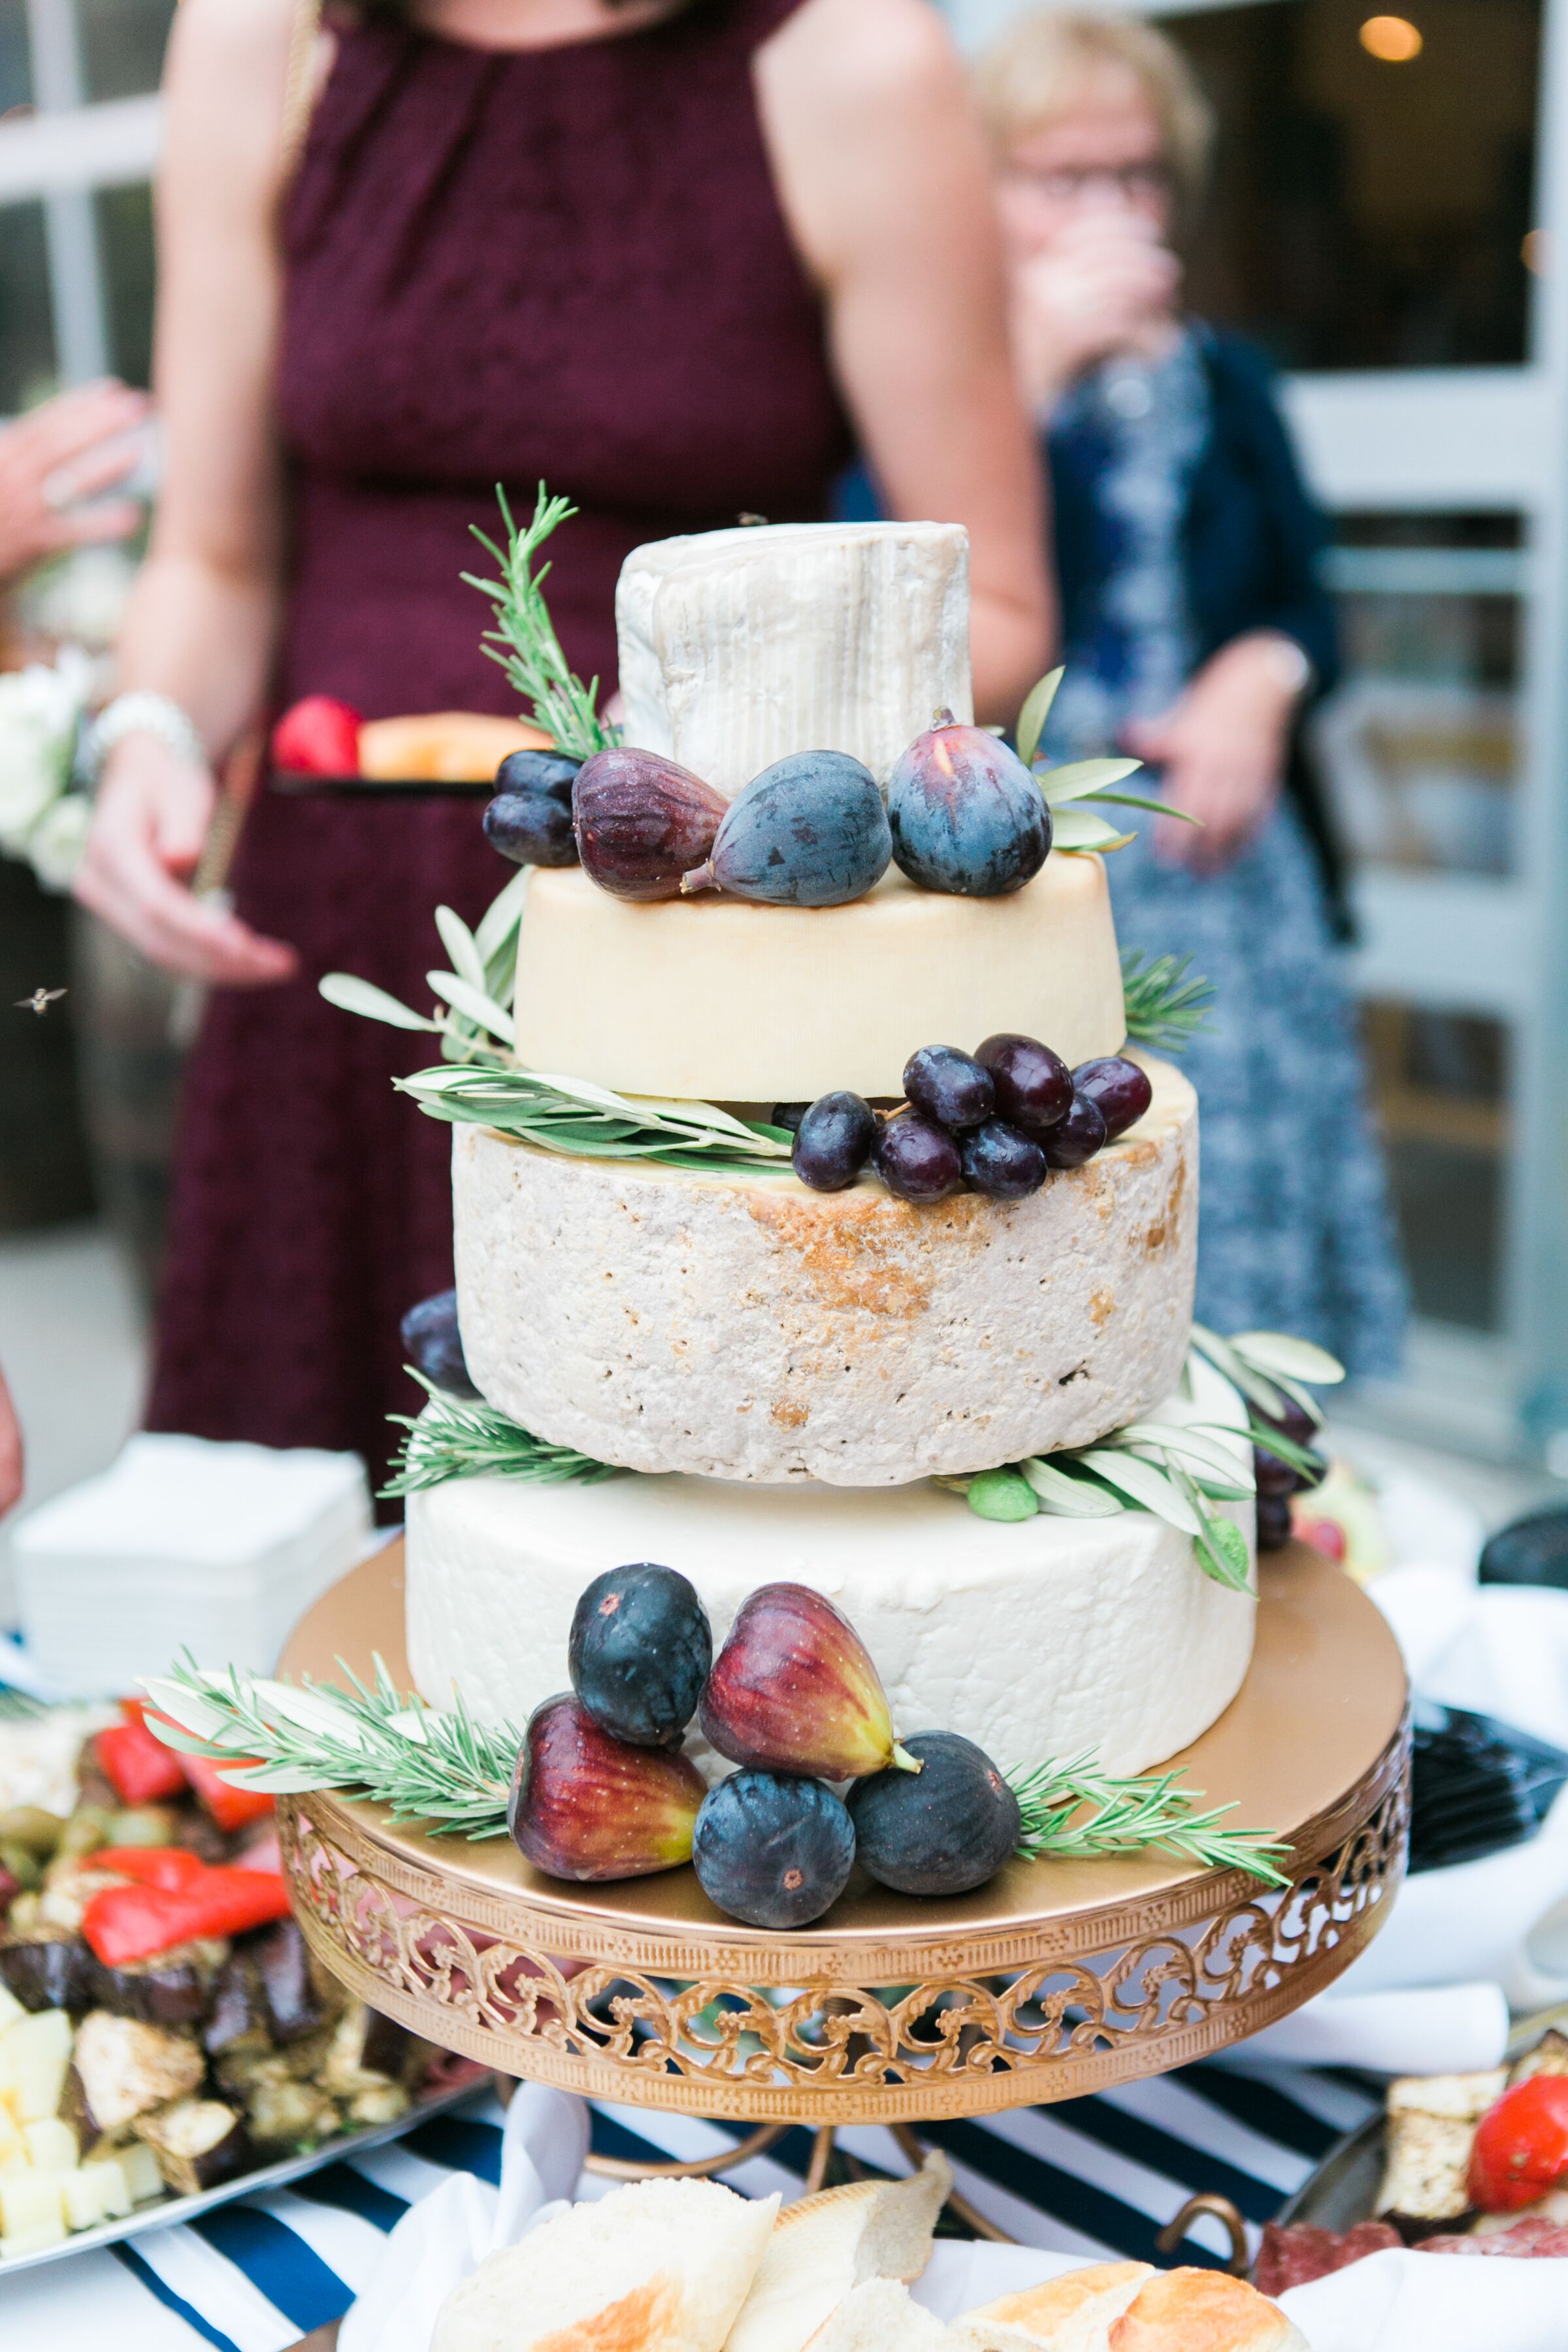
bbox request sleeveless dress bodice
[148,0,849,1488]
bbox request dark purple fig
[792,1092,877,1192]
[902,1044,994,1130]
[493,748,581,804]
[700,1582,917,1780]
[1256,1492,1294,1550]
[887,713,1050,897]
[483,789,579,868]
[572,747,727,902]
[508,1694,705,1881]
[874,1113,963,1203]
[848,1730,1020,1895]
[568,1563,712,1749]
[400,1289,476,1397]
[693,1771,855,1929]
[977,1033,1073,1131]
[960,1119,1048,1200]
[1071,1056,1153,1142]
[1041,1092,1108,1169]
[682,751,890,907]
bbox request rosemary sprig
[384,1371,619,1498]
[1120,949,1215,1053]
[144,1658,1286,1883]
[463,486,615,760]
[1009,1752,1290,1887]
[144,1656,522,1840]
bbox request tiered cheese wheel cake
[405,521,1255,1779]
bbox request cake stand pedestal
[277,1541,1408,2245]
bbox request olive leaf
[1036,756,1143,804]
[1077,1446,1206,1535]
[434,905,488,996]
[427,972,516,1044]
[1188,1323,1290,1422]
[1015,666,1064,769]
[318,973,442,1033]
[1231,1330,1347,1388]
[1051,807,1138,855]
[1020,1455,1123,1516]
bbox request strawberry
[272,694,363,775]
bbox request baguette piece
[1105,2269,1308,2350]
[802,2279,953,2351]
[433,2178,779,2352]
[357,712,549,783]
[727,2154,953,2352]
[953,2262,1152,2350]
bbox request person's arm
[0,1366,21,1520]
[0,380,151,587]
[756,0,1053,723]
[74,0,299,986]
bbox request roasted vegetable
[0,1808,66,1861]
[0,1925,99,2014]
[103,1806,180,1850]
[254,1918,341,2045]
[87,1846,205,1892]
[346,2082,411,2128]
[55,1806,115,1861]
[133,2097,253,2196]
[39,1863,131,1934]
[65,2010,205,2140]
[96,1720,187,1806]
[174,1752,274,1835]
[244,2068,340,2149]
[203,1952,269,2061]
[319,2002,414,2097]
[93,1936,227,2029]
[82,1865,291,1966]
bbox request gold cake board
[279,1537,1407,2180]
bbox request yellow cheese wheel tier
[512,852,1126,1105]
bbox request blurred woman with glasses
[977,10,1406,1377]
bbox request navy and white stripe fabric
[0,2065,1380,2351]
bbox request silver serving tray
[0,2076,487,2278]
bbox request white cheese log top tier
[615,521,973,797]
[512,854,1126,1104]
[406,1360,1254,1778]
[453,1054,1196,1486]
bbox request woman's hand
[0,380,150,588]
[1011,214,1181,408]
[1120,632,1309,872]
[76,735,297,985]
[0,1367,21,1522]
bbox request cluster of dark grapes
[777,1035,1154,1204]
[1253,1397,1328,1550]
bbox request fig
[873,1113,962,1204]
[568,1563,712,1750]
[960,1119,1048,1200]
[903,1045,994,1130]
[493,748,581,803]
[699,1583,917,1780]
[1071,1056,1153,1141]
[848,1731,1020,1897]
[792,1092,877,1192]
[508,1694,704,1882]
[483,788,579,868]
[977,1033,1073,1132]
[681,752,890,907]
[400,1289,477,1397]
[572,747,727,901]
[887,714,1050,898]
[1040,1092,1107,1169]
[692,1770,855,1929]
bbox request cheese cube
[0,2102,24,2164]
[2,2010,73,2124]
[1,2218,68,2258]
[1,2168,65,2236]
[0,1981,27,2036]
[61,2167,110,2231]
[120,2142,164,2204]
[24,2118,76,2173]
[82,2158,131,2219]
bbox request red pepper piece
[176,1751,275,1833]
[174,1867,293,1939]
[82,1864,292,1965]
[86,1847,206,1893]
[1471,2076,1568,2212]
[94,1720,187,1806]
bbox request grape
[772,1102,810,1136]
[902,1044,994,1130]
[960,1119,1048,1200]
[399,1289,476,1397]
[975,1032,1073,1131]
[1256,1492,1294,1550]
[1040,1092,1107,1168]
[874,1114,964,1203]
[1071,1056,1153,1141]
[792,1092,877,1191]
[483,788,578,868]
[493,748,581,804]
[1253,1444,1300,1499]
[1258,1395,1317,1449]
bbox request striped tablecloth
[0,2065,1381,2351]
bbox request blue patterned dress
[1041,335,1408,1377]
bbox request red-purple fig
[699,1584,919,1780]
[572,747,727,902]
[508,1693,705,1881]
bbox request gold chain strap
[279,0,327,182]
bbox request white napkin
[338,2085,589,2352]
[1275,2247,1568,2351]
[1216,1980,1510,2076]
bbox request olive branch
[1017,664,1201,858]
[143,1660,1287,1883]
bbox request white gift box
[10,1433,373,1694]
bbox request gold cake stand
[278,1539,1408,2208]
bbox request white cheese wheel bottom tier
[455,1055,1196,1486]
[406,1364,1254,1778]
[512,853,1126,1105]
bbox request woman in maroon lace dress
[78,0,1050,1485]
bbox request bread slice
[1106,2269,1309,2351]
[802,2279,954,2351]
[952,2261,1153,2350]
[433,2178,779,2352]
[726,2154,953,2352]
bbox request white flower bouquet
[0,647,94,891]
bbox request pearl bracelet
[85,691,206,784]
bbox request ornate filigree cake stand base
[278,1538,1407,2213]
